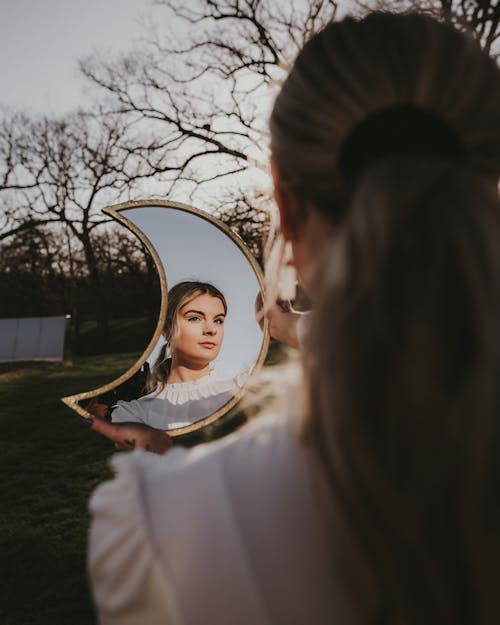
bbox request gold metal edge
[61,198,270,439]
[60,204,168,420]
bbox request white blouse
[111,369,249,430]
[88,394,342,625]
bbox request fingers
[150,434,173,454]
[114,440,135,451]
[89,417,173,454]
[90,416,123,443]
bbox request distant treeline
[1,223,160,352]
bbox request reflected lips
[199,342,216,349]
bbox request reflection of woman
[111,281,247,429]
[89,13,500,625]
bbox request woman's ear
[271,158,304,242]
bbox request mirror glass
[62,200,268,436]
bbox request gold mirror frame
[61,199,269,437]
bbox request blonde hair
[270,12,500,625]
[147,281,227,392]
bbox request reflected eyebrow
[184,309,206,317]
[183,309,226,318]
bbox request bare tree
[79,0,338,209]
[0,112,62,241]
[80,0,496,206]
[90,227,160,323]
[81,0,498,257]
[2,110,163,337]
[0,220,72,318]
[212,188,271,265]
[354,0,499,58]
[0,221,160,348]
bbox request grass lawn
[0,354,140,625]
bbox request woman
[109,281,247,430]
[89,12,500,625]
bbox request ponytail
[306,156,500,624]
[146,342,172,393]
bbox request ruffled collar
[146,369,247,406]
[164,369,216,391]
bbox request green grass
[0,355,141,625]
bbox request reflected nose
[203,322,217,336]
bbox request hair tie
[338,106,465,188]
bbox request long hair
[270,12,500,625]
[308,160,500,624]
[147,281,227,392]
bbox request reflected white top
[111,369,249,430]
[88,381,341,625]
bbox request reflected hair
[270,11,500,625]
[147,281,227,393]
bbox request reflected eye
[214,318,225,325]
[187,315,202,322]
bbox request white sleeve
[88,451,186,625]
[110,399,147,424]
[88,431,275,625]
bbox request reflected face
[173,294,226,365]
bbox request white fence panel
[0,316,68,362]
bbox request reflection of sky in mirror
[119,206,264,376]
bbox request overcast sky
[1,0,353,116]
[0,0,159,114]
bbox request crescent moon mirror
[62,199,269,437]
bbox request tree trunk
[80,231,109,345]
[143,244,159,326]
